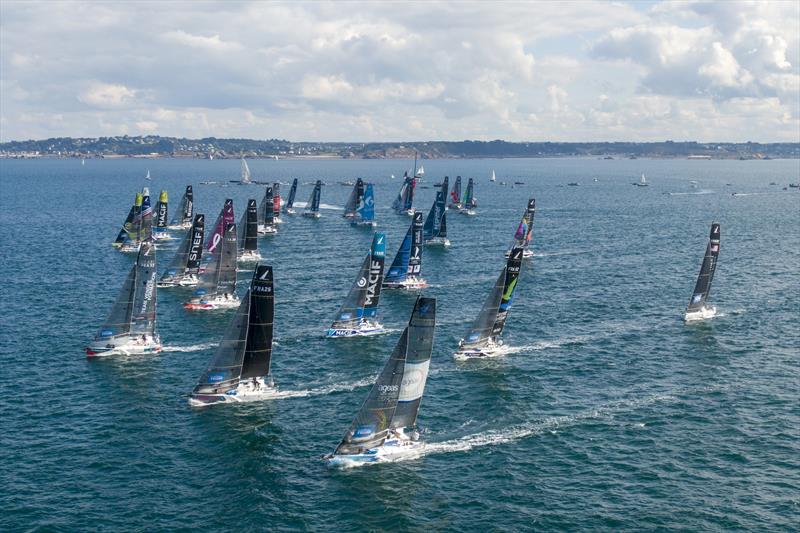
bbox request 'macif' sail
[330,233,386,329]
[333,296,436,456]
[154,190,169,233]
[159,214,205,286]
[461,246,523,348]
[192,265,274,395]
[686,223,720,314]
[344,178,365,218]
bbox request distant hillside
[1,135,798,159]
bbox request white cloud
[78,82,138,108]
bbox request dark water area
[1,157,798,531]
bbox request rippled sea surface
[1,157,799,531]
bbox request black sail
[259,186,274,226]
[114,203,136,246]
[186,214,205,273]
[285,178,298,211]
[492,246,523,335]
[238,199,258,252]
[407,212,424,275]
[344,178,364,216]
[390,297,436,430]
[240,265,274,379]
[334,297,436,455]
[686,223,721,313]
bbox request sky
[1,0,798,142]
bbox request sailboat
[145,170,152,181]
[112,192,139,249]
[343,178,365,219]
[439,176,449,207]
[168,185,194,230]
[383,212,427,289]
[326,296,436,466]
[392,173,416,215]
[633,173,648,186]
[86,241,161,357]
[153,190,174,240]
[326,233,387,337]
[237,199,261,262]
[188,265,277,406]
[505,198,536,258]
[158,214,205,287]
[449,176,463,209]
[185,222,239,310]
[302,180,322,218]
[139,188,153,243]
[351,183,377,227]
[272,182,283,224]
[423,191,449,246]
[684,223,721,322]
[257,186,278,235]
[234,158,252,185]
[459,178,477,215]
[416,163,425,178]
[490,170,496,182]
[203,199,235,266]
[284,178,298,214]
[455,246,524,358]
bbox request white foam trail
[667,189,714,196]
[162,342,217,353]
[389,393,675,463]
[269,375,375,399]
[533,249,592,257]
[292,201,343,211]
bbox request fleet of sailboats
[90,171,729,466]
[684,223,720,322]
[326,296,435,465]
[326,233,387,337]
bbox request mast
[193,265,273,394]
[440,176,449,203]
[354,183,375,224]
[206,199,234,254]
[686,223,720,313]
[240,265,274,379]
[272,183,281,216]
[384,212,423,285]
[511,198,536,249]
[450,176,462,206]
[114,199,137,247]
[185,214,205,275]
[259,186,274,226]
[284,179,298,211]
[241,158,252,184]
[306,180,322,214]
[462,246,523,346]
[140,188,153,243]
[331,233,386,328]
[160,213,204,284]
[423,191,446,242]
[344,178,364,217]
[238,199,259,253]
[155,190,168,230]
[407,211,423,276]
[130,241,158,337]
[334,296,436,455]
[217,223,238,298]
[463,178,476,208]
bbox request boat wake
[667,189,714,196]
[292,201,343,211]
[533,249,593,258]
[162,342,217,353]
[379,393,676,465]
[268,375,376,399]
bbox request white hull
[459,208,476,216]
[454,338,504,359]
[157,274,199,288]
[383,276,428,290]
[118,243,140,253]
[258,225,278,235]
[505,248,533,258]
[352,220,377,227]
[86,335,162,357]
[184,295,240,310]
[424,237,450,247]
[684,305,717,322]
[284,208,296,215]
[238,250,262,262]
[153,231,176,241]
[167,222,192,230]
[327,429,423,467]
[326,321,386,338]
[189,377,277,407]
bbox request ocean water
[1,157,798,531]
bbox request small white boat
[490,170,496,182]
[633,173,648,186]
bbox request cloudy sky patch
[1,0,797,141]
